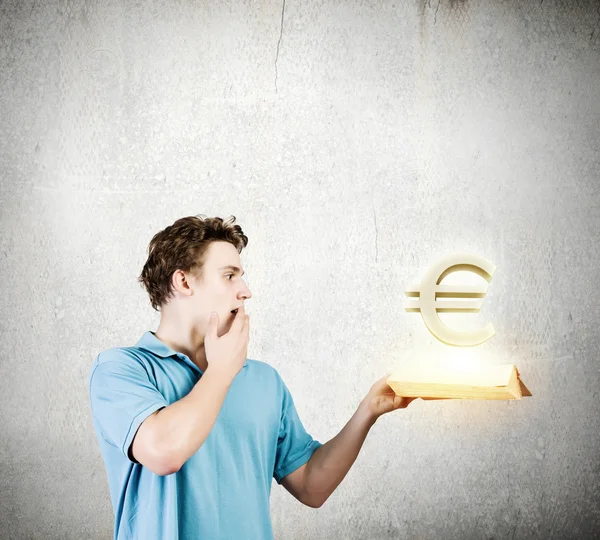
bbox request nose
[239,280,252,301]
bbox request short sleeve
[273,377,323,484]
[89,353,169,463]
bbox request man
[89,215,416,540]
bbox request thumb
[382,373,394,391]
[372,372,392,392]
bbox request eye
[225,274,234,280]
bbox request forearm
[304,401,377,506]
[154,366,234,473]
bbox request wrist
[204,364,236,386]
[357,399,378,427]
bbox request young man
[89,215,416,540]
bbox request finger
[231,304,246,331]
[396,396,414,409]
[207,311,219,340]
[374,373,393,391]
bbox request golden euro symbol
[404,253,496,347]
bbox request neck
[154,313,208,372]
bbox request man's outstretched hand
[362,373,418,420]
[300,373,420,507]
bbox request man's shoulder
[93,345,148,366]
[89,346,149,382]
[246,357,275,372]
[245,358,283,381]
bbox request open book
[386,364,532,400]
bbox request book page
[389,364,515,387]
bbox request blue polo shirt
[88,331,323,540]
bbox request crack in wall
[274,0,286,93]
[510,508,521,540]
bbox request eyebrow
[218,265,245,276]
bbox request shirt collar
[135,331,248,369]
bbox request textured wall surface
[1,0,599,538]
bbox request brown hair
[138,215,248,312]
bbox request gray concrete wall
[1,0,599,538]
